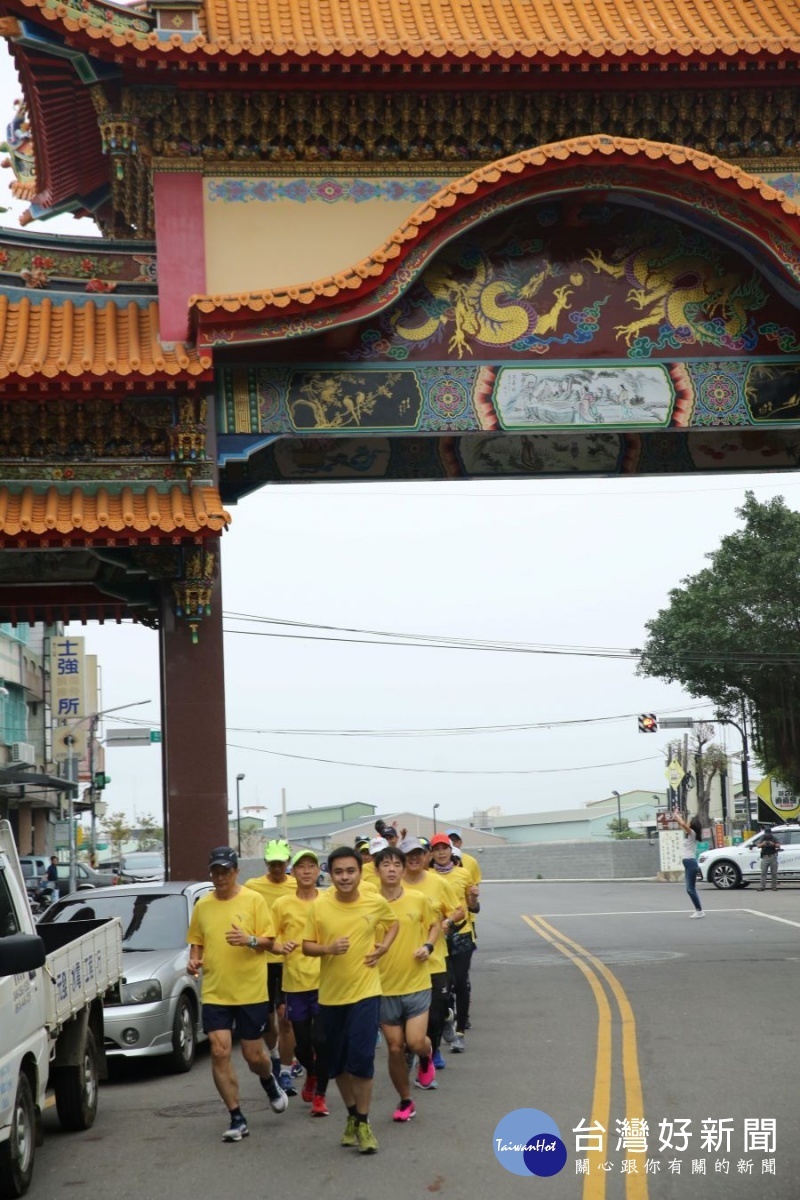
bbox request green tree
[607,816,641,839]
[136,812,164,851]
[638,492,800,790]
[683,728,729,828]
[101,811,132,857]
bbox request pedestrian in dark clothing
[758,828,781,891]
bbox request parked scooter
[29,880,58,915]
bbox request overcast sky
[0,49,789,831]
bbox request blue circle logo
[493,1109,568,1178]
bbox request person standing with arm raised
[673,813,705,919]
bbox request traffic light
[638,713,658,733]
[93,772,111,790]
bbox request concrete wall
[498,821,590,844]
[240,839,659,883]
[473,839,660,880]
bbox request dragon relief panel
[338,200,800,363]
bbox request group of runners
[187,823,482,1154]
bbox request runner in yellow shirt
[375,844,440,1121]
[351,837,378,892]
[360,835,387,888]
[187,846,288,1143]
[272,849,330,1118]
[400,838,462,1069]
[245,839,297,1094]
[303,845,398,1154]
[430,833,480,1054]
[446,829,482,886]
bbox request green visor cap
[291,849,320,869]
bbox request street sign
[665,758,685,789]
[106,728,151,747]
[659,718,697,729]
[755,777,771,804]
[150,730,162,743]
[756,776,800,820]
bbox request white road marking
[741,909,800,930]
[528,909,743,917]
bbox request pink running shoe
[416,1059,437,1090]
[392,1100,416,1122]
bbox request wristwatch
[423,942,434,954]
[248,935,259,949]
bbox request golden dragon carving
[390,255,575,358]
[584,240,766,347]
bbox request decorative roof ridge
[0,293,212,378]
[8,0,800,62]
[190,135,800,317]
[0,482,230,538]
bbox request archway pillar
[159,569,228,880]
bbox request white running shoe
[690,911,706,919]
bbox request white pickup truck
[0,822,123,1198]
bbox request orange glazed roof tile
[0,296,211,380]
[0,484,230,538]
[11,0,800,60]
[191,136,800,317]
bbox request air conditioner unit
[10,742,36,766]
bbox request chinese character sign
[50,636,85,721]
[659,830,684,873]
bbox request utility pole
[88,714,97,865]
[713,699,751,823]
[739,698,751,819]
[681,733,689,812]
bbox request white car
[698,825,800,889]
[118,851,165,883]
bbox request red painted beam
[154,171,206,343]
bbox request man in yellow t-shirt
[244,839,297,1094]
[430,834,480,1054]
[187,846,288,1143]
[360,835,387,888]
[354,837,379,893]
[303,845,398,1155]
[375,844,440,1121]
[400,838,461,1068]
[446,830,482,887]
[271,849,329,1117]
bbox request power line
[111,700,711,741]
[223,612,800,668]
[223,627,640,658]
[226,701,711,739]
[225,741,664,775]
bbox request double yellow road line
[522,916,648,1200]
